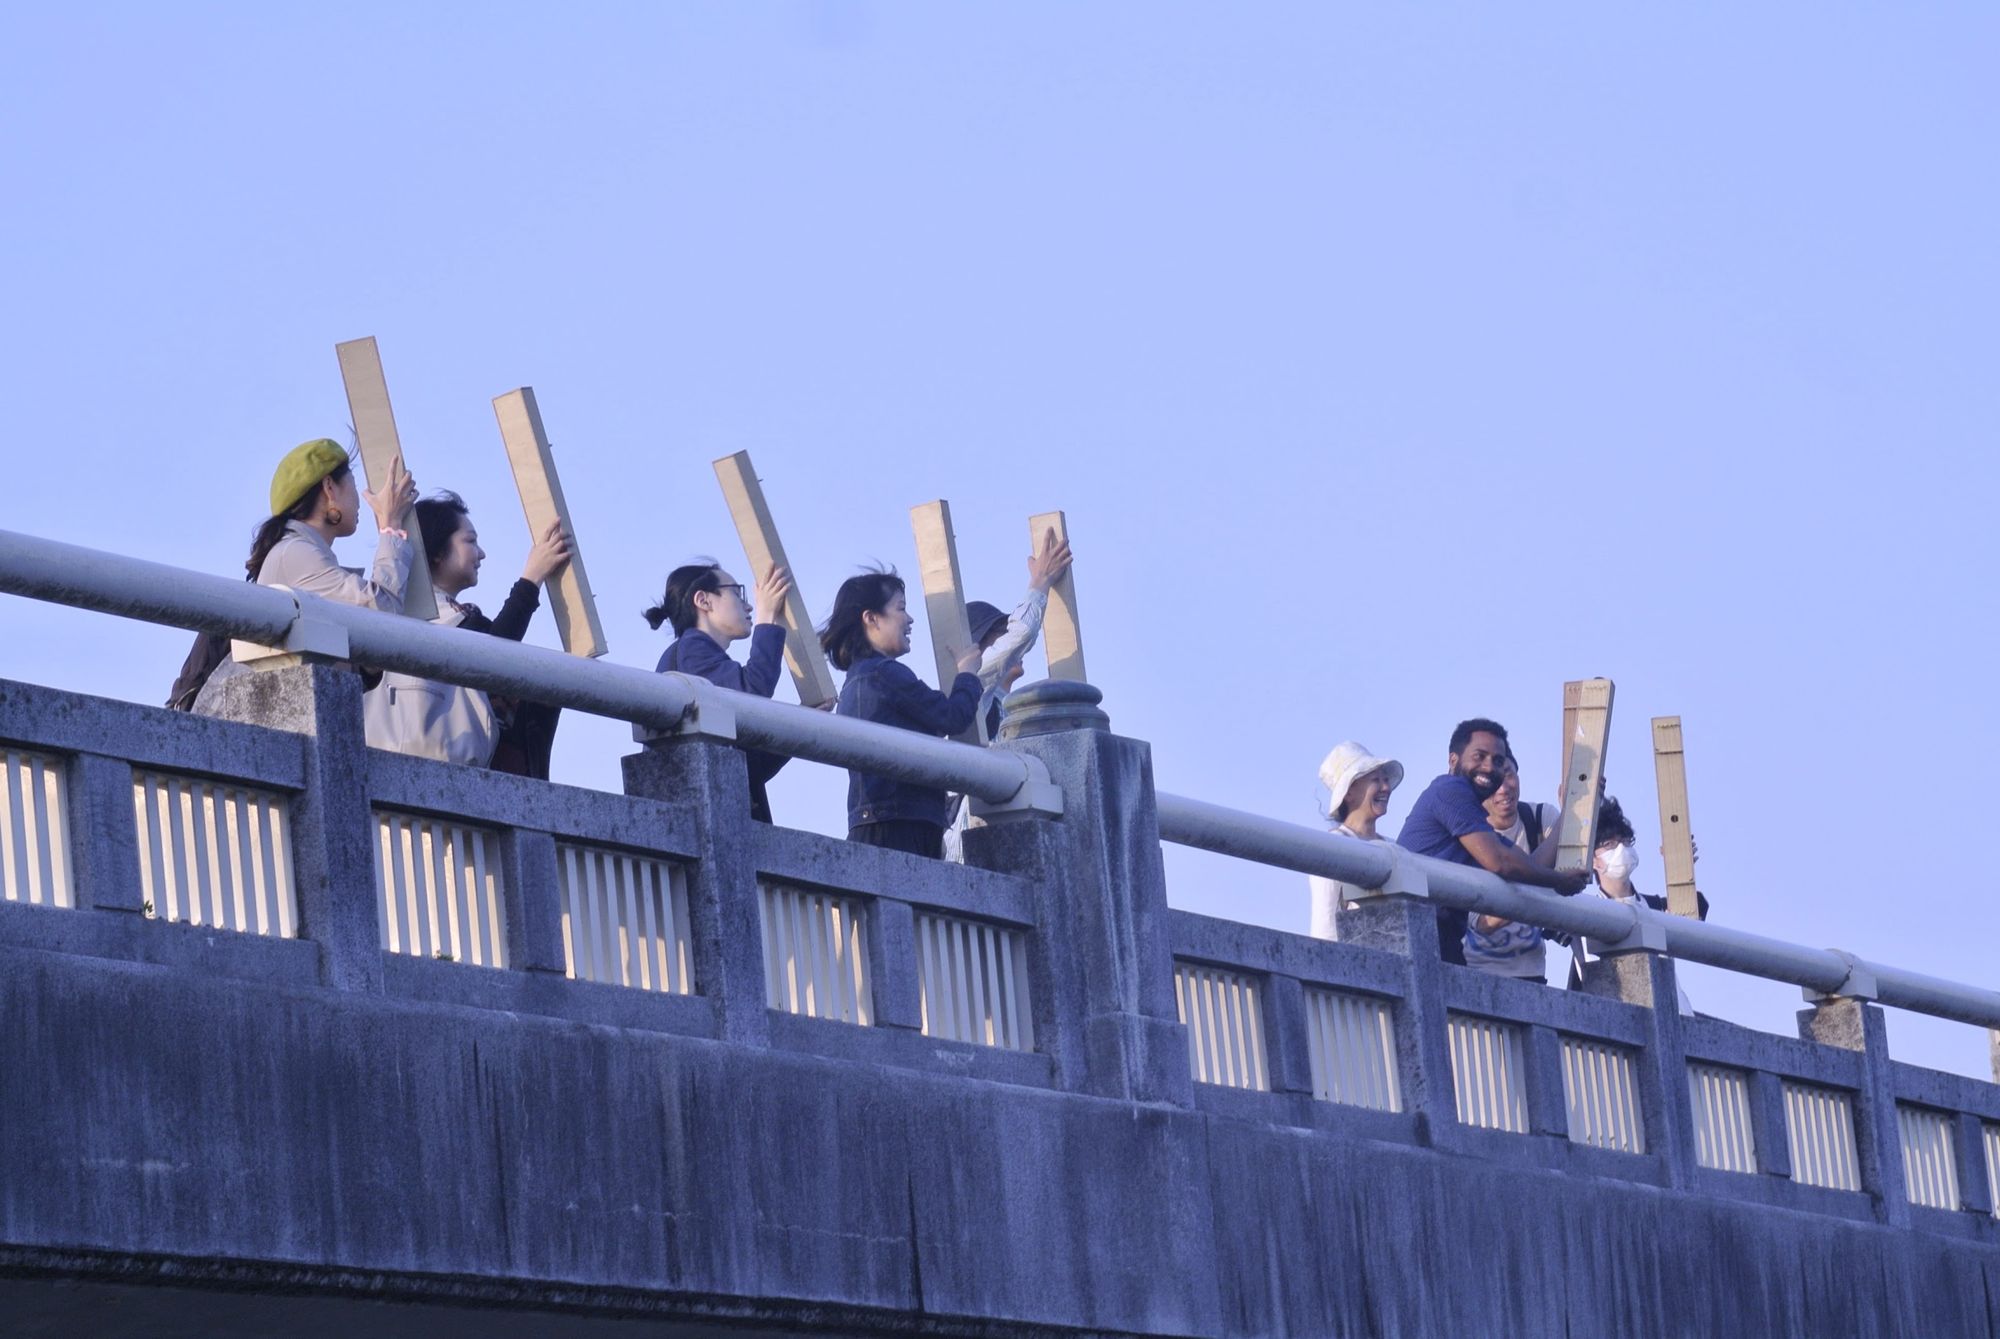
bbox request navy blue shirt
[657,625,789,810]
[836,653,982,830]
[1396,773,1493,965]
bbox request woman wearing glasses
[645,561,795,822]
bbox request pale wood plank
[1651,716,1700,918]
[712,451,837,707]
[1554,678,1615,873]
[334,337,437,620]
[909,500,978,745]
[491,387,608,659]
[1028,511,1084,681]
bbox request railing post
[964,681,1191,1106]
[1748,1070,1794,1180]
[203,662,382,992]
[66,753,142,914]
[864,897,923,1033]
[1259,974,1315,1097]
[501,828,567,976]
[1580,942,1697,1187]
[622,730,770,1047]
[1952,1112,1991,1216]
[1798,992,1909,1226]
[1333,859,1457,1144]
[1524,1025,1570,1140]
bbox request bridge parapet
[3,652,2000,1335]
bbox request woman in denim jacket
[819,569,981,859]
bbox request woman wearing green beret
[185,438,418,713]
[245,437,418,611]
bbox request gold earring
[327,507,343,526]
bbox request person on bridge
[645,560,797,823]
[1564,795,1709,1002]
[1307,741,1405,940]
[186,438,418,715]
[1395,718,1590,964]
[821,568,982,860]
[1462,754,1564,982]
[362,490,573,774]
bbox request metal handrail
[4,525,1997,1032]
[1155,792,2000,1031]
[0,528,1048,808]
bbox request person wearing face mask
[644,559,797,823]
[363,490,572,769]
[1463,755,1565,981]
[1307,742,1405,940]
[821,567,983,859]
[1397,718,1590,964]
[1564,796,1710,1001]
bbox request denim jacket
[837,652,982,829]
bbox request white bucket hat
[1318,741,1405,818]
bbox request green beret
[269,438,349,517]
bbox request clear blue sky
[3,4,1994,1078]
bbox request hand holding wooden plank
[909,500,980,745]
[713,451,838,708]
[1553,678,1615,873]
[1651,716,1701,917]
[335,336,437,620]
[491,387,608,659]
[1028,511,1085,681]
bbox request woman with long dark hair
[819,568,981,859]
[363,490,570,771]
[184,438,417,713]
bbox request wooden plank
[1028,511,1085,681]
[334,337,437,620]
[491,387,608,659]
[909,501,978,745]
[1651,716,1700,917]
[712,451,838,707]
[1554,678,1615,873]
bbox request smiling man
[1396,718,1590,963]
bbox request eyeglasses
[715,583,748,603]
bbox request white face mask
[1595,841,1640,881]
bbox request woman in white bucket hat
[1309,742,1405,940]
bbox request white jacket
[362,604,498,767]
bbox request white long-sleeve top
[193,522,413,715]
[973,588,1047,742]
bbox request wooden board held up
[1651,716,1700,918]
[334,337,437,620]
[713,451,838,708]
[910,501,979,744]
[491,387,608,659]
[1554,678,1615,873]
[1028,511,1085,681]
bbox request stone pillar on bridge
[623,703,772,1049]
[963,680,1194,1107]
[1799,989,1911,1227]
[1580,935,1700,1189]
[203,661,383,993]
[1333,869,1460,1146]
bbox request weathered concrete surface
[5,941,1997,1339]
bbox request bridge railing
[2,524,1997,1236]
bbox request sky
[2,4,1994,1080]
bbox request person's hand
[521,520,572,585]
[755,565,793,624]
[1551,868,1591,896]
[810,697,836,712]
[955,646,983,674]
[365,454,417,529]
[1026,527,1073,593]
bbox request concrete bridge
[2,531,1998,1337]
